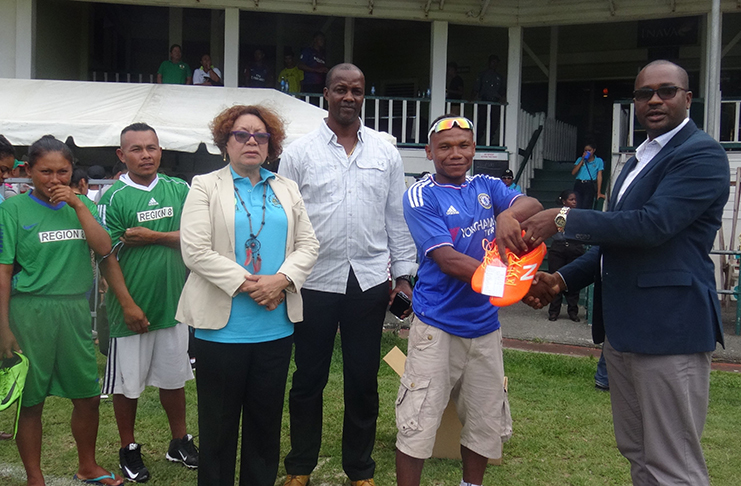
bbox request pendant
[244,237,262,272]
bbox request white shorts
[102,323,194,399]
[395,315,512,459]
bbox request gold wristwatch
[554,207,570,233]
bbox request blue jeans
[595,351,609,387]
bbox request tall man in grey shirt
[278,63,417,486]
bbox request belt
[577,180,595,183]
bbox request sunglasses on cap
[428,117,474,138]
[633,86,689,103]
[231,131,271,145]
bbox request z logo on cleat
[521,264,538,281]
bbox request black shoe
[166,433,199,469]
[548,314,558,321]
[595,381,610,392]
[119,442,150,483]
[569,314,580,322]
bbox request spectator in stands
[85,165,106,203]
[10,158,31,196]
[278,51,304,93]
[446,62,464,101]
[0,135,120,485]
[299,32,328,93]
[571,143,605,209]
[71,167,90,197]
[157,44,192,85]
[246,48,270,88]
[0,135,17,203]
[193,54,222,86]
[473,55,505,146]
[178,104,318,486]
[90,162,125,204]
[500,169,521,193]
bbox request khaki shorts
[102,322,194,398]
[395,315,512,459]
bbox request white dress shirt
[616,117,690,203]
[279,119,417,293]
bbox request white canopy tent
[0,78,330,153]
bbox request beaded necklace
[234,182,267,272]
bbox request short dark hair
[170,44,182,53]
[113,160,128,176]
[120,123,157,146]
[0,135,15,160]
[325,63,364,89]
[71,167,89,187]
[488,54,500,63]
[558,189,576,204]
[27,135,74,168]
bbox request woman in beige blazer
[176,105,318,486]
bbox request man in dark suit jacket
[520,60,729,486]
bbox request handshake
[521,271,566,309]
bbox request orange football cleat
[471,235,547,307]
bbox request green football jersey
[98,174,189,338]
[0,192,97,296]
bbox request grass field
[0,332,739,485]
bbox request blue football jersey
[403,174,520,338]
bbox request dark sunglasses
[633,86,689,102]
[231,131,271,145]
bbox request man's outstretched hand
[522,272,565,309]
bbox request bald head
[326,63,364,89]
[637,60,689,90]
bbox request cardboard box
[383,346,503,465]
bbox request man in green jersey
[156,44,192,85]
[99,123,197,483]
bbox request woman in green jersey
[0,136,122,486]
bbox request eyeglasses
[428,117,474,138]
[501,176,513,180]
[231,131,271,145]
[633,86,689,102]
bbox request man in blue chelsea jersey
[395,115,542,486]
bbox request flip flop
[73,472,123,485]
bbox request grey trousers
[603,338,712,486]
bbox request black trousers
[196,336,292,486]
[574,179,597,210]
[548,240,585,315]
[285,270,389,481]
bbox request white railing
[88,77,510,148]
[297,93,505,149]
[92,71,156,83]
[512,111,577,193]
[517,111,544,193]
[542,117,577,162]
